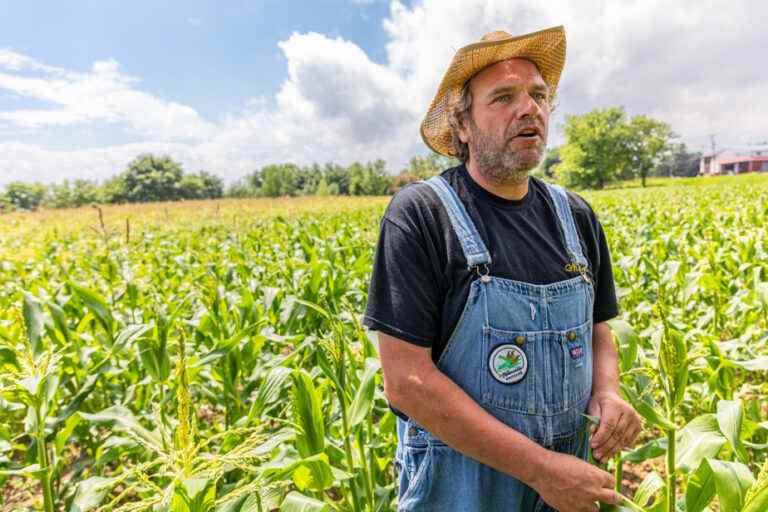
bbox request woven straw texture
[420,26,566,156]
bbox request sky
[0,0,766,187]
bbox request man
[363,26,641,511]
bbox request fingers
[592,410,623,461]
[597,488,622,505]
[602,471,616,490]
[597,412,631,461]
[621,415,641,449]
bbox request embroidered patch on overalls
[489,345,528,384]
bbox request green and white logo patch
[489,344,528,384]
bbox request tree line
[1,106,703,211]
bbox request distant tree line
[1,107,707,211]
[0,153,458,211]
[0,154,226,211]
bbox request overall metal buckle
[475,263,491,283]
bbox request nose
[517,91,544,120]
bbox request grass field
[1,173,767,511]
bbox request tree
[47,179,103,208]
[259,163,300,197]
[226,178,257,198]
[323,163,350,195]
[315,178,333,196]
[531,146,561,180]
[179,171,224,199]
[656,143,701,178]
[542,146,561,178]
[555,107,631,189]
[348,160,392,195]
[555,107,675,189]
[625,116,675,187]
[295,164,323,195]
[121,154,185,202]
[401,153,458,180]
[4,182,47,210]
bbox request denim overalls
[394,176,595,511]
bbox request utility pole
[708,134,717,174]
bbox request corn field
[1,176,767,512]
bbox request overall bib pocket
[482,321,593,417]
[481,327,536,414]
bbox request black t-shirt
[363,164,619,363]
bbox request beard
[467,116,546,185]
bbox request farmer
[363,26,642,511]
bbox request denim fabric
[395,176,595,511]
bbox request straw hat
[420,25,566,157]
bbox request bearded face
[458,58,551,186]
[466,112,546,185]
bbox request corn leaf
[280,492,330,512]
[716,399,749,464]
[633,471,664,508]
[70,476,119,512]
[348,357,380,429]
[676,414,727,473]
[686,458,754,512]
[22,291,46,356]
[607,319,639,373]
[290,369,325,457]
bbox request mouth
[513,127,543,139]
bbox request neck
[466,158,530,200]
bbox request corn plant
[1,180,767,510]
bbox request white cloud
[0,50,215,140]
[1,0,767,187]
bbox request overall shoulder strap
[543,181,589,270]
[421,176,491,269]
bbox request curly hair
[448,82,473,163]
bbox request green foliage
[624,116,676,187]
[258,163,301,197]
[532,146,561,180]
[47,179,104,208]
[555,107,675,189]
[556,107,632,189]
[4,181,47,210]
[240,160,394,198]
[656,143,702,178]
[401,153,458,180]
[178,171,225,200]
[119,153,185,202]
[348,160,391,196]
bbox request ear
[457,111,471,144]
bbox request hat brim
[420,25,566,157]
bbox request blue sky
[1,1,766,186]
[0,0,392,149]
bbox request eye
[493,94,512,104]
[532,92,548,103]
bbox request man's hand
[532,451,621,512]
[587,391,642,463]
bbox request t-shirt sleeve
[567,189,620,324]
[593,219,620,323]
[363,197,443,347]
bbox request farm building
[699,144,768,175]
